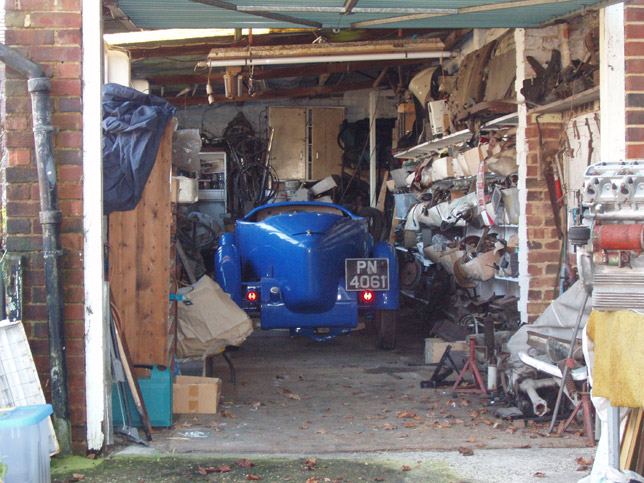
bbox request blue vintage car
[214,201,399,348]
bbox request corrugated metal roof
[118,0,610,30]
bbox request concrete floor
[116,308,595,481]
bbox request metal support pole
[607,403,621,469]
[369,90,377,208]
[547,291,589,434]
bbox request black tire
[376,309,397,350]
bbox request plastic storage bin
[112,364,173,427]
[0,404,53,483]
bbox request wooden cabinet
[109,121,177,367]
[269,107,344,181]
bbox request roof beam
[238,5,456,15]
[351,0,586,28]
[188,0,322,28]
[103,0,139,31]
[343,0,359,15]
[145,58,430,88]
[165,79,375,106]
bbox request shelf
[483,112,519,128]
[494,275,519,282]
[394,129,471,160]
[495,224,518,228]
[529,87,599,115]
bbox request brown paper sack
[177,276,253,359]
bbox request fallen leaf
[251,402,262,409]
[576,456,594,466]
[300,424,309,429]
[382,423,397,430]
[577,465,589,471]
[470,411,479,419]
[439,422,451,428]
[466,436,476,443]
[402,465,412,471]
[216,464,232,473]
[475,442,486,448]
[86,454,97,460]
[518,444,532,449]
[482,418,493,426]
[303,458,317,470]
[197,466,207,475]
[397,411,416,419]
[285,393,301,401]
[375,478,385,482]
[305,478,318,483]
[506,427,517,434]
[238,459,255,468]
[534,472,545,478]
[458,447,474,456]
[405,422,417,428]
[247,475,262,480]
[72,475,85,480]
[221,411,237,419]
[315,429,327,434]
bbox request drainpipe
[0,43,72,455]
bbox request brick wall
[524,115,564,322]
[626,1,644,157]
[2,0,86,454]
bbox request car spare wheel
[376,309,397,350]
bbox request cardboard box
[173,375,222,414]
[172,176,199,204]
[432,157,454,181]
[424,338,469,364]
[457,145,487,177]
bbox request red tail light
[361,290,374,303]
[247,290,258,302]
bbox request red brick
[6,183,31,201]
[65,320,85,338]
[626,24,644,42]
[6,201,39,217]
[59,97,82,113]
[5,0,57,9]
[626,74,644,91]
[30,184,41,200]
[61,254,83,269]
[29,12,81,28]
[56,61,81,79]
[6,96,32,113]
[58,183,82,199]
[64,304,85,320]
[64,285,85,303]
[6,235,43,252]
[4,29,54,45]
[51,79,81,97]
[59,165,83,182]
[62,233,83,251]
[626,5,644,23]
[52,112,82,130]
[56,30,81,45]
[526,215,544,226]
[8,149,32,166]
[61,217,84,234]
[528,289,546,300]
[5,116,30,131]
[544,240,561,250]
[627,126,644,142]
[27,286,46,304]
[61,0,81,9]
[29,45,81,63]
[55,149,82,165]
[528,264,543,276]
[66,355,85,372]
[529,250,560,264]
[66,339,84,357]
[5,78,28,96]
[71,424,86,442]
[56,131,82,148]
[627,143,644,158]
[5,130,35,148]
[626,40,644,58]
[62,269,84,287]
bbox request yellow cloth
[586,309,644,408]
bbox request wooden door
[269,107,307,180]
[311,108,344,180]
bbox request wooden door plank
[109,121,173,366]
[269,107,306,180]
[311,108,344,180]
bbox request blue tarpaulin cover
[102,83,175,214]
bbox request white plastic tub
[0,404,53,483]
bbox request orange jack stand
[451,338,488,396]
[557,384,595,447]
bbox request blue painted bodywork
[214,201,399,339]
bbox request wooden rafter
[165,79,374,106]
[343,0,360,14]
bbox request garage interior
[5,0,639,480]
[98,0,618,469]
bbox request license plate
[345,258,389,291]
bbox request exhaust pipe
[0,43,71,455]
[519,378,556,417]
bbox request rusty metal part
[594,224,644,251]
[593,250,631,268]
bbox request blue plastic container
[112,365,173,428]
[0,404,53,483]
